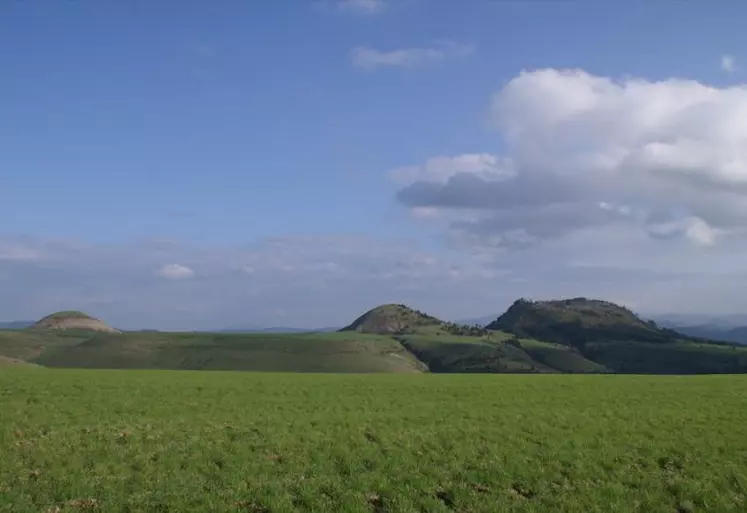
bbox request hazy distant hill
[220,326,308,333]
[667,324,747,345]
[653,313,747,329]
[650,312,747,344]
[219,326,339,333]
[454,314,498,327]
[0,320,33,330]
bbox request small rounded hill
[340,304,443,334]
[31,311,120,333]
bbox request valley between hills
[3,298,747,375]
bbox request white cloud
[410,206,441,219]
[390,154,513,185]
[721,54,736,73]
[598,202,633,217]
[646,216,718,247]
[396,68,747,249]
[685,218,718,247]
[337,0,386,15]
[157,263,195,279]
[351,41,474,71]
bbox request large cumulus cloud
[396,69,747,249]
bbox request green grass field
[2,370,746,512]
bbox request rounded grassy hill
[31,311,120,333]
[340,304,443,334]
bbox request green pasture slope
[0,328,612,374]
[0,331,425,373]
[399,333,608,374]
[2,370,747,512]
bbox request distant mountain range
[218,325,339,333]
[648,314,747,345]
[653,313,747,329]
[0,321,33,330]
[455,314,499,327]
[657,324,747,345]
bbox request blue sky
[3,0,747,329]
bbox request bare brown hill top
[31,311,120,333]
[340,304,443,334]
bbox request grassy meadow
[2,370,747,512]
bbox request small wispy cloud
[337,0,386,15]
[157,263,195,280]
[0,244,45,262]
[389,153,512,185]
[721,54,736,73]
[351,41,474,71]
[410,207,442,219]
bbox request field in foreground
[1,371,747,512]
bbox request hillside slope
[583,340,747,374]
[23,331,426,373]
[517,338,610,373]
[398,335,554,373]
[0,330,92,362]
[0,355,41,368]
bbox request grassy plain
[2,370,747,512]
